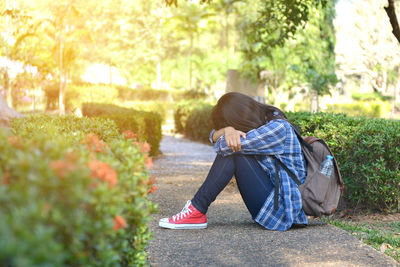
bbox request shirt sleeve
[209,129,216,144]
[214,120,287,157]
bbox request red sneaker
[159,200,207,229]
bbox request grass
[327,218,400,263]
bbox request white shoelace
[171,200,193,222]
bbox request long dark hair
[211,92,287,132]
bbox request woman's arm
[211,128,224,142]
[212,127,246,152]
[214,120,288,156]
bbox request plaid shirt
[211,119,308,231]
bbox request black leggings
[191,154,274,219]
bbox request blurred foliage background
[0,0,399,117]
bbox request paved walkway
[147,134,399,267]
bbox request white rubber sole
[159,218,207,229]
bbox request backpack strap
[274,157,302,185]
[274,159,280,210]
[272,156,302,210]
[270,123,304,210]
[290,123,313,152]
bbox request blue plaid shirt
[211,119,308,231]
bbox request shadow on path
[147,134,399,267]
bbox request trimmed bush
[116,85,207,102]
[11,115,120,142]
[2,115,157,266]
[66,84,119,111]
[44,83,119,111]
[173,89,207,101]
[120,101,172,123]
[82,103,162,156]
[326,100,392,118]
[287,112,400,212]
[174,100,213,143]
[352,92,392,102]
[116,86,171,101]
[43,82,60,110]
[342,119,400,211]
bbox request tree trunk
[226,69,258,96]
[5,0,12,108]
[393,74,400,115]
[156,60,162,90]
[5,69,13,108]
[310,90,319,113]
[0,94,23,127]
[189,34,193,90]
[109,63,113,86]
[59,39,65,115]
[385,0,400,44]
[256,79,266,104]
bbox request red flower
[149,185,158,193]
[123,130,137,140]
[89,160,118,188]
[50,160,76,179]
[140,142,151,153]
[8,135,21,148]
[148,175,156,184]
[81,134,108,153]
[64,151,79,163]
[143,155,153,169]
[1,172,10,185]
[113,215,127,231]
[145,176,157,193]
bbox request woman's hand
[223,126,246,152]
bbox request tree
[0,1,32,123]
[334,0,400,115]
[164,0,400,50]
[164,0,337,110]
[235,0,337,110]
[0,0,91,118]
[44,0,92,114]
[291,1,337,111]
[84,0,159,86]
[168,2,215,89]
[337,0,400,93]
[0,1,33,109]
[385,0,400,44]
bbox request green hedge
[326,100,392,118]
[174,100,400,212]
[116,85,207,102]
[287,112,400,212]
[2,115,157,266]
[67,84,119,111]
[120,100,172,123]
[352,92,392,102]
[44,83,119,111]
[11,115,120,142]
[116,86,171,101]
[44,82,206,112]
[82,103,162,156]
[174,100,213,143]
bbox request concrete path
[147,134,399,267]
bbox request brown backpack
[273,130,344,217]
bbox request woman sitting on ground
[159,92,307,231]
